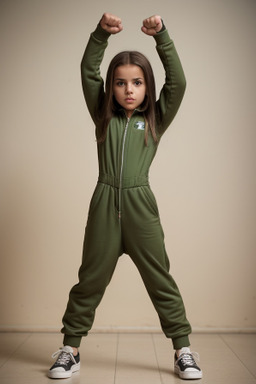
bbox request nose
[126,83,133,94]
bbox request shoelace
[52,349,76,365]
[178,351,200,367]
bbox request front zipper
[118,117,130,220]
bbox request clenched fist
[141,15,162,35]
[100,13,123,34]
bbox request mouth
[125,98,135,102]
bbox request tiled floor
[0,332,255,384]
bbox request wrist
[93,23,111,41]
[157,19,166,33]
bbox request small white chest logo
[134,121,145,130]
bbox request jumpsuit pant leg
[62,183,123,347]
[122,186,192,350]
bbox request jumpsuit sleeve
[153,29,186,136]
[80,24,111,125]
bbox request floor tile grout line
[151,334,164,384]
[218,334,256,380]
[0,333,32,370]
[113,333,119,384]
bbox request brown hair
[98,51,158,145]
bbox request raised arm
[142,15,186,135]
[81,13,122,124]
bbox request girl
[48,13,202,380]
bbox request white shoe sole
[48,362,80,379]
[174,365,203,380]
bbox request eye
[134,80,142,86]
[116,81,125,87]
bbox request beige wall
[1,0,255,333]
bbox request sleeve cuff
[92,23,111,41]
[153,28,170,45]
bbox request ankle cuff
[172,335,190,350]
[63,335,82,348]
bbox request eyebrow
[114,77,144,81]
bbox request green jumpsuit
[62,24,192,350]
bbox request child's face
[113,64,146,118]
